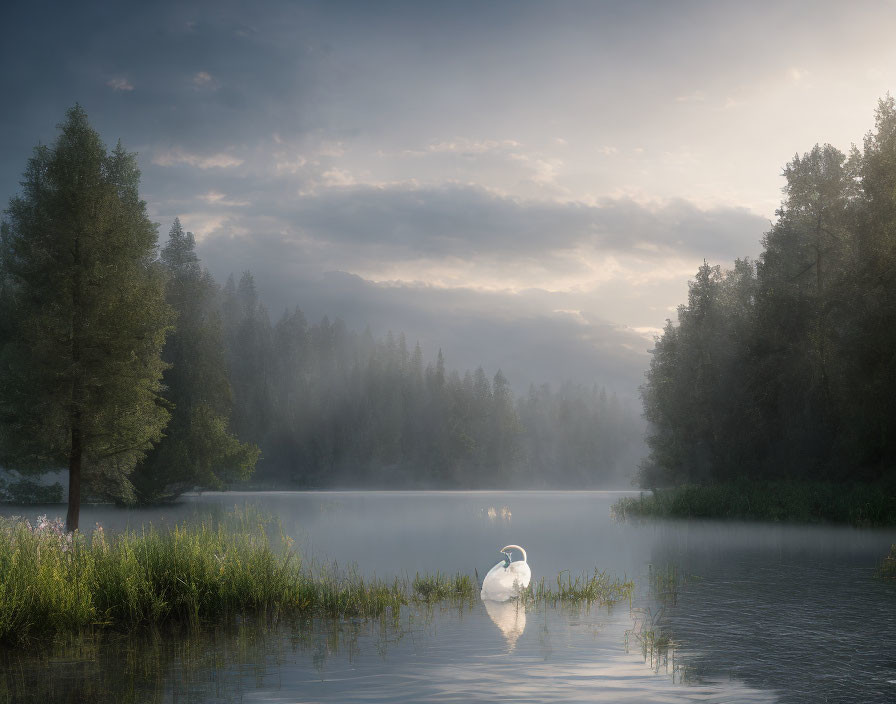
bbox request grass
[877,544,896,579]
[624,563,696,683]
[611,480,896,526]
[412,572,476,602]
[520,569,634,607]
[0,509,634,646]
[0,509,477,645]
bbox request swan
[480,544,531,601]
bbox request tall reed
[0,511,472,645]
[520,569,634,607]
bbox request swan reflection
[482,506,512,521]
[482,598,527,651]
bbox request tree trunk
[66,416,82,532]
[68,233,83,533]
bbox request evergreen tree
[0,106,172,529]
[640,96,896,488]
[131,220,258,502]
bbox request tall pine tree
[0,105,172,529]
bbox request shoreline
[611,480,896,527]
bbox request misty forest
[141,228,643,498]
[0,108,642,513]
[641,97,896,491]
[2,3,896,702]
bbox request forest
[640,96,896,492]
[148,232,643,496]
[0,106,642,515]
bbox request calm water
[1,491,895,703]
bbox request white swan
[480,544,531,601]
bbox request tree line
[641,96,896,490]
[0,106,641,527]
[213,272,640,489]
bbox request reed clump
[520,569,634,607]
[0,511,473,645]
[611,480,896,526]
[413,572,475,602]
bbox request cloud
[106,77,134,91]
[507,153,562,184]
[674,90,706,103]
[320,168,356,187]
[198,190,250,206]
[152,148,244,169]
[245,183,767,265]
[421,138,522,155]
[193,71,215,87]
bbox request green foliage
[0,105,172,524]
[131,221,258,503]
[640,96,896,489]
[611,480,896,526]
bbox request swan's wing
[483,561,506,582]
[508,561,531,589]
[481,560,529,601]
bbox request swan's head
[499,544,527,563]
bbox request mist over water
[2,491,894,702]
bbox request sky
[3,0,896,395]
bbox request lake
[1,490,894,703]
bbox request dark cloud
[1,0,868,203]
[189,182,767,266]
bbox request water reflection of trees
[0,613,427,704]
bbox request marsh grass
[611,481,896,526]
[0,506,636,646]
[520,569,634,608]
[623,562,700,684]
[0,510,473,645]
[412,572,476,602]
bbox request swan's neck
[504,544,527,563]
